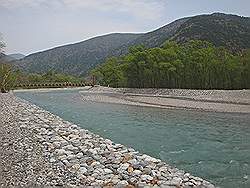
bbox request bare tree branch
[0,33,6,54]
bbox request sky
[0,0,250,55]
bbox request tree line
[1,39,250,92]
[16,70,83,85]
[0,36,86,92]
[0,38,16,92]
[0,67,85,92]
[91,40,250,89]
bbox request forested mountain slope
[171,13,250,52]
[14,13,250,76]
[16,33,141,75]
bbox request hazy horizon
[1,0,250,55]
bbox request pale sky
[1,0,250,55]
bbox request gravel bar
[80,87,250,113]
[0,93,215,188]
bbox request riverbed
[15,89,250,188]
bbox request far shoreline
[13,86,250,114]
[79,86,250,114]
[13,86,91,93]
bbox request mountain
[14,13,250,76]
[8,53,25,60]
[171,13,250,52]
[0,53,12,63]
[112,17,189,56]
[114,13,250,55]
[0,53,4,59]
[16,33,141,75]
[0,53,25,63]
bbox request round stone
[53,141,61,148]
[79,167,88,174]
[117,180,128,187]
[55,149,66,156]
[132,170,142,176]
[76,152,84,159]
[117,163,130,173]
[170,177,182,185]
[128,166,133,173]
[104,168,113,174]
[49,158,57,163]
[141,175,154,181]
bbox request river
[15,89,250,188]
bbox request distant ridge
[16,33,142,75]
[14,13,250,76]
[0,53,25,63]
[8,53,25,60]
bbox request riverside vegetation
[0,45,84,92]
[0,40,17,92]
[1,40,250,92]
[1,13,250,91]
[0,64,18,93]
[0,37,84,93]
[91,40,250,89]
[0,65,84,92]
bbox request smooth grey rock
[132,169,142,176]
[170,177,182,185]
[117,163,130,173]
[49,158,57,163]
[103,168,113,174]
[79,167,88,174]
[129,177,138,184]
[64,144,78,152]
[141,174,153,181]
[53,141,61,148]
[117,180,128,187]
[67,154,76,160]
[55,149,66,156]
[76,152,84,159]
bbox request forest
[0,65,84,92]
[91,40,250,89]
[15,70,83,85]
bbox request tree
[91,57,126,87]
[239,49,250,88]
[0,37,17,92]
[0,34,5,54]
[89,40,250,89]
[0,64,18,92]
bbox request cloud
[0,0,44,9]
[1,0,167,54]
[1,0,166,20]
[63,0,166,18]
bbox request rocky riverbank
[80,87,250,113]
[0,93,215,187]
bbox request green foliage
[0,37,18,92]
[91,40,250,89]
[129,45,146,54]
[16,70,84,86]
[0,64,18,92]
[41,70,82,83]
[91,57,126,87]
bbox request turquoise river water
[15,89,250,188]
